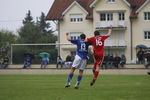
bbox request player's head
[80,34,86,40]
[94,30,100,36]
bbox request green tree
[17,23,41,43]
[14,11,57,64]
[18,11,57,43]
[0,30,17,55]
[37,12,57,43]
[37,12,50,34]
[23,10,34,25]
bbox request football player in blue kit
[65,33,90,89]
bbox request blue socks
[67,73,74,83]
[77,75,82,82]
[76,75,82,86]
[67,74,82,87]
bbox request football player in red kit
[86,28,112,86]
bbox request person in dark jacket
[23,54,32,68]
[56,55,64,68]
[145,53,150,69]
[137,48,145,64]
[113,54,121,68]
[120,54,126,68]
[107,54,114,68]
[65,55,72,68]
[3,56,9,69]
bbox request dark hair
[94,31,100,36]
[80,34,86,40]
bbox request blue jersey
[42,57,49,62]
[24,56,32,62]
[70,39,90,59]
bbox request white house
[46,0,150,63]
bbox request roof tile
[46,0,94,20]
[126,0,147,18]
[46,0,147,20]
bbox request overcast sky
[0,0,55,34]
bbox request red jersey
[87,34,110,55]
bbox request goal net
[10,43,94,64]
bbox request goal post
[10,43,72,64]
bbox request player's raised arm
[107,28,112,36]
[84,38,88,42]
[66,33,71,41]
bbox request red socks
[94,71,99,80]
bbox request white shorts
[72,55,87,70]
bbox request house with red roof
[46,0,150,63]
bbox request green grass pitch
[0,74,150,100]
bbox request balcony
[95,21,127,30]
[105,38,126,48]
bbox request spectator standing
[0,55,4,68]
[3,56,9,69]
[113,54,121,68]
[145,53,150,69]
[137,48,145,64]
[56,56,64,68]
[120,54,126,68]
[41,54,49,69]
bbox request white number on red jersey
[96,38,102,46]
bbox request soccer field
[0,75,150,100]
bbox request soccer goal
[10,43,94,65]
[10,43,58,64]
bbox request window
[107,13,113,21]
[100,13,106,21]
[70,32,82,40]
[70,14,83,22]
[144,31,150,40]
[108,0,115,3]
[144,12,150,20]
[119,12,125,21]
[100,13,113,21]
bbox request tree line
[0,10,57,64]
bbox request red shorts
[94,53,104,65]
